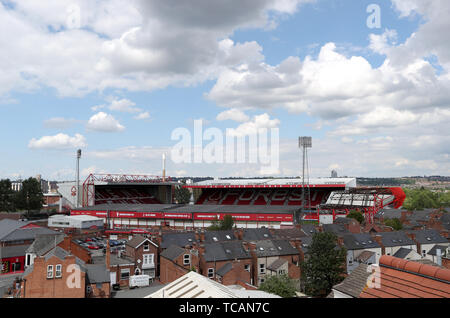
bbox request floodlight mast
[76,149,81,208]
[298,137,312,224]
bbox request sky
[0,0,449,181]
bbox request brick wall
[87,282,110,298]
[57,236,91,264]
[22,255,86,298]
[159,256,189,284]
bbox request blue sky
[0,0,448,180]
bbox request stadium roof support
[81,173,172,207]
[316,187,406,224]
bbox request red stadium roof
[184,178,357,189]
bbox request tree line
[0,178,44,214]
[402,187,450,211]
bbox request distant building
[331,170,338,178]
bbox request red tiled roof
[360,256,450,298]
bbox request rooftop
[204,241,250,262]
[254,240,299,257]
[161,232,198,249]
[342,233,381,250]
[359,256,450,298]
[333,263,372,298]
[146,271,239,298]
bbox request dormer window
[143,242,150,251]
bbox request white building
[48,215,103,230]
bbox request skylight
[213,237,218,242]
[225,235,231,240]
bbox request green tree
[300,232,347,297]
[174,185,191,204]
[384,218,403,230]
[208,214,235,231]
[346,210,364,224]
[258,274,296,298]
[0,179,16,212]
[14,178,43,216]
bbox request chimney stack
[436,248,442,267]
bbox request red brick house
[159,244,200,284]
[20,246,110,298]
[200,241,253,286]
[124,235,158,278]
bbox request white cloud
[108,98,142,113]
[86,112,125,132]
[216,109,249,122]
[0,0,313,98]
[29,133,87,150]
[226,113,280,137]
[134,112,150,120]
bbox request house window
[120,269,130,280]
[422,250,426,257]
[208,268,214,278]
[143,242,150,252]
[143,254,154,266]
[55,264,62,278]
[244,264,250,272]
[183,254,190,266]
[259,264,265,274]
[26,254,31,267]
[278,269,286,275]
[47,265,54,279]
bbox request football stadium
[67,174,406,233]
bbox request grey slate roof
[204,241,250,262]
[254,240,299,257]
[333,263,371,298]
[242,228,272,241]
[267,258,287,271]
[323,224,351,237]
[342,233,380,250]
[126,235,158,249]
[86,264,110,284]
[80,203,299,215]
[404,229,448,244]
[160,245,186,261]
[375,208,402,219]
[204,231,236,243]
[0,244,30,258]
[439,214,450,230]
[0,218,60,242]
[161,232,197,249]
[26,233,65,256]
[0,219,28,240]
[300,224,318,236]
[216,262,233,277]
[393,248,414,259]
[427,245,448,257]
[375,231,415,247]
[271,228,305,240]
[355,251,375,263]
[299,236,313,254]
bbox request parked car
[87,244,100,250]
[85,238,93,242]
